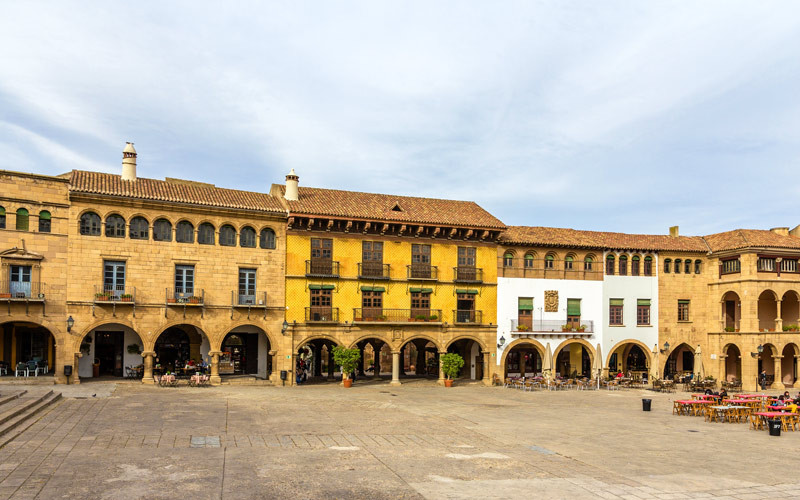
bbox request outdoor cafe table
[674,400,713,416]
[738,394,769,399]
[752,411,799,431]
[692,394,720,400]
[709,405,749,423]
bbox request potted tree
[440,353,464,388]
[332,346,361,388]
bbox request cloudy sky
[1,1,799,235]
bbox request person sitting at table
[774,397,785,406]
[704,388,713,395]
[187,359,196,367]
[719,389,728,399]
[786,401,798,413]
[615,371,624,379]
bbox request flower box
[0,293,11,299]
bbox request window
[606,255,615,275]
[503,252,513,267]
[678,300,690,322]
[0,206,5,229]
[130,216,149,240]
[15,208,29,231]
[153,219,172,241]
[260,228,276,249]
[310,288,332,307]
[664,259,671,273]
[411,244,432,278]
[411,291,431,312]
[631,256,640,276]
[637,299,650,325]
[564,255,574,270]
[518,297,533,329]
[362,241,384,277]
[644,256,653,276]
[240,226,256,248]
[609,299,623,325]
[38,211,51,233]
[758,257,776,272]
[584,256,593,271]
[103,261,126,297]
[674,259,681,274]
[781,259,797,273]
[362,290,383,310]
[458,247,476,267]
[79,212,101,236]
[174,265,194,297]
[310,238,334,275]
[544,254,555,269]
[694,260,702,274]
[524,253,534,268]
[684,259,691,274]
[9,265,32,297]
[105,214,125,238]
[198,223,215,245]
[176,221,194,243]
[721,258,740,274]
[566,298,581,329]
[219,225,236,246]
[618,255,628,276]
[238,268,256,305]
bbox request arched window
[105,214,125,238]
[544,254,555,269]
[260,228,276,249]
[684,259,691,274]
[79,212,101,236]
[674,259,682,274]
[664,259,672,273]
[176,221,194,243]
[240,226,256,248]
[524,253,534,268]
[153,218,172,242]
[503,252,514,267]
[38,211,51,233]
[584,256,594,271]
[0,206,5,229]
[564,255,574,270]
[198,223,215,245]
[219,225,236,246]
[16,208,29,231]
[631,256,640,276]
[619,255,628,276]
[644,256,653,276]
[694,260,702,274]
[606,255,615,275]
[129,216,149,240]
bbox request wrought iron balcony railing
[407,264,438,280]
[232,291,267,307]
[306,306,339,323]
[306,260,340,277]
[454,267,483,283]
[453,309,483,324]
[0,281,45,300]
[353,308,442,323]
[94,284,135,303]
[510,319,594,333]
[166,288,204,305]
[358,262,391,280]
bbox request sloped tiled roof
[69,170,286,214]
[499,226,709,252]
[273,184,505,229]
[703,229,800,252]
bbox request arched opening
[353,338,392,379]
[398,338,440,379]
[259,228,276,249]
[79,211,101,236]
[240,226,256,248]
[447,338,484,380]
[220,325,272,380]
[781,344,798,387]
[105,214,126,238]
[757,290,778,331]
[721,291,741,331]
[664,343,694,380]
[1,321,56,376]
[504,342,543,378]
[153,325,209,375]
[607,342,650,379]
[78,322,145,378]
[605,254,615,275]
[175,220,194,243]
[296,337,341,384]
[723,344,742,383]
[16,208,29,231]
[198,222,215,245]
[554,340,593,378]
[781,291,800,329]
[129,216,149,240]
[758,343,777,388]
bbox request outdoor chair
[15,362,28,377]
[0,362,7,376]
[26,360,41,376]
[38,360,48,374]
[503,377,513,388]
[523,379,534,392]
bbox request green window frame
[15,208,29,231]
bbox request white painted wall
[470,342,479,379]
[78,332,95,377]
[228,325,269,378]
[602,273,659,368]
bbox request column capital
[141,351,156,357]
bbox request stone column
[210,351,221,386]
[327,344,335,380]
[390,351,401,386]
[482,350,491,386]
[358,343,366,376]
[373,342,382,380]
[720,300,726,332]
[398,345,406,378]
[773,355,784,390]
[776,300,783,332]
[437,350,446,385]
[268,350,276,381]
[718,354,728,384]
[313,342,322,378]
[70,351,82,385]
[141,351,155,384]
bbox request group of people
[773,391,800,412]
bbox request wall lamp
[659,341,670,354]
[67,316,74,333]
[497,335,506,350]
[281,320,289,334]
[751,344,764,358]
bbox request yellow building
[270,171,504,385]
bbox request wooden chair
[673,401,684,415]
[749,413,764,430]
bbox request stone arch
[347,333,392,350]
[151,319,212,351]
[223,321,278,349]
[220,323,274,378]
[397,335,442,378]
[781,290,800,327]
[0,318,59,374]
[444,334,487,351]
[295,334,344,350]
[553,338,595,377]
[663,342,694,379]
[499,337,546,368]
[398,334,443,352]
[781,343,799,387]
[758,290,779,331]
[605,339,652,370]
[76,320,146,378]
[721,343,742,383]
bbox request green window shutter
[610,298,624,306]
[518,298,533,310]
[0,207,5,216]
[409,287,421,293]
[361,286,374,292]
[420,288,433,293]
[567,299,581,315]
[321,285,335,290]
[678,300,690,304]
[39,211,51,220]
[456,289,479,295]
[308,284,322,290]
[637,299,651,306]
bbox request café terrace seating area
[673,393,800,434]
[503,372,652,391]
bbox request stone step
[0,391,62,448]
[220,378,273,386]
[0,375,55,385]
[0,390,27,408]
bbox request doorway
[95,331,123,376]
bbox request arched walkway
[447,338,484,380]
[77,321,145,378]
[781,343,798,387]
[0,320,57,375]
[504,342,543,378]
[220,324,272,379]
[758,343,778,388]
[758,290,778,332]
[722,344,742,383]
[607,341,651,377]
[664,343,694,380]
[552,339,594,378]
[153,324,210,375]
[721,291,740,331]
[781,291,800,329]
[296,336,341,384]
[398,336,441,378]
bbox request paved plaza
[1,381,799,499]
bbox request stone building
[270,171,504,385]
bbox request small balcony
[453,309,483,324]
[510,319,594,334]
[407,264,438,280]
[232,291,267,307]
[166,288,204,306]
[306,260,340,278]
[306,306,339,323]
[454,267,483,283]
[353,308,442,323]
[358,262,391,280]
[94,284,135,304]
[0,281,45,301]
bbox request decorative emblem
[544,290,558,312]
[392,329,403,341]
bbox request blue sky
[1,1,799,235]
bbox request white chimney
[285,168,299,201]
[669,226,679,237]
[122,142,137,181]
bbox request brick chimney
[669,226,679,237]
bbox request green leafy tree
[440,353,465,380]
[332,346,361,380]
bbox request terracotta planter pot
[343,378,353,388]
[444,379,453,388]
[167,298,177,303]
[0,294,11,298]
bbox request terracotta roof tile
[274,185,505,229]
[69,170,286,214]
[703,229,800,252]
[499,226,709,252]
